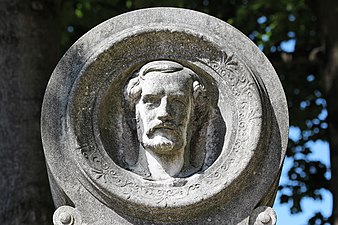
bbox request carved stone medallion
[42,8,288,225]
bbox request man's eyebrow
[169,94,189,102]
[172,94,187,97]
[142,94,158,97]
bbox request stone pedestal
[41,8,288,225]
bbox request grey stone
[41,7,288,225]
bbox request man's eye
[173,97,187,106]
[143,96,160,105]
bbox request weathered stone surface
[41,7,288,225]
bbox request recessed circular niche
[42,8,288,223]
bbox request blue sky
[273,127,332,225]
[261,27,332,225]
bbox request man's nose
[157,97,171,120]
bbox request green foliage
[308,212,330,225]
[61,0,330,223]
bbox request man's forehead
[142,70,193,82]
[140,71,193,94]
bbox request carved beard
[140,129,187,155]
[135,112,187,155]
[141,135,176,154]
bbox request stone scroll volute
[42,8,288,225]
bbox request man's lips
[154,124,175,130]
[146,123,177,135]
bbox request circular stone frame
[42,8,288,223]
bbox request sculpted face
[135,71,193,155]
[125,60,210,179]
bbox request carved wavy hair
[125,60,208,117]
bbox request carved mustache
[146,122,179,136]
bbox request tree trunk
[0,0,60,224]
[316,0,338,224]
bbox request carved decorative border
[70,41,265,217]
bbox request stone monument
[41,8,288,225]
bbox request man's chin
[142,137,180,154]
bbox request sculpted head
[125,60,207,179]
